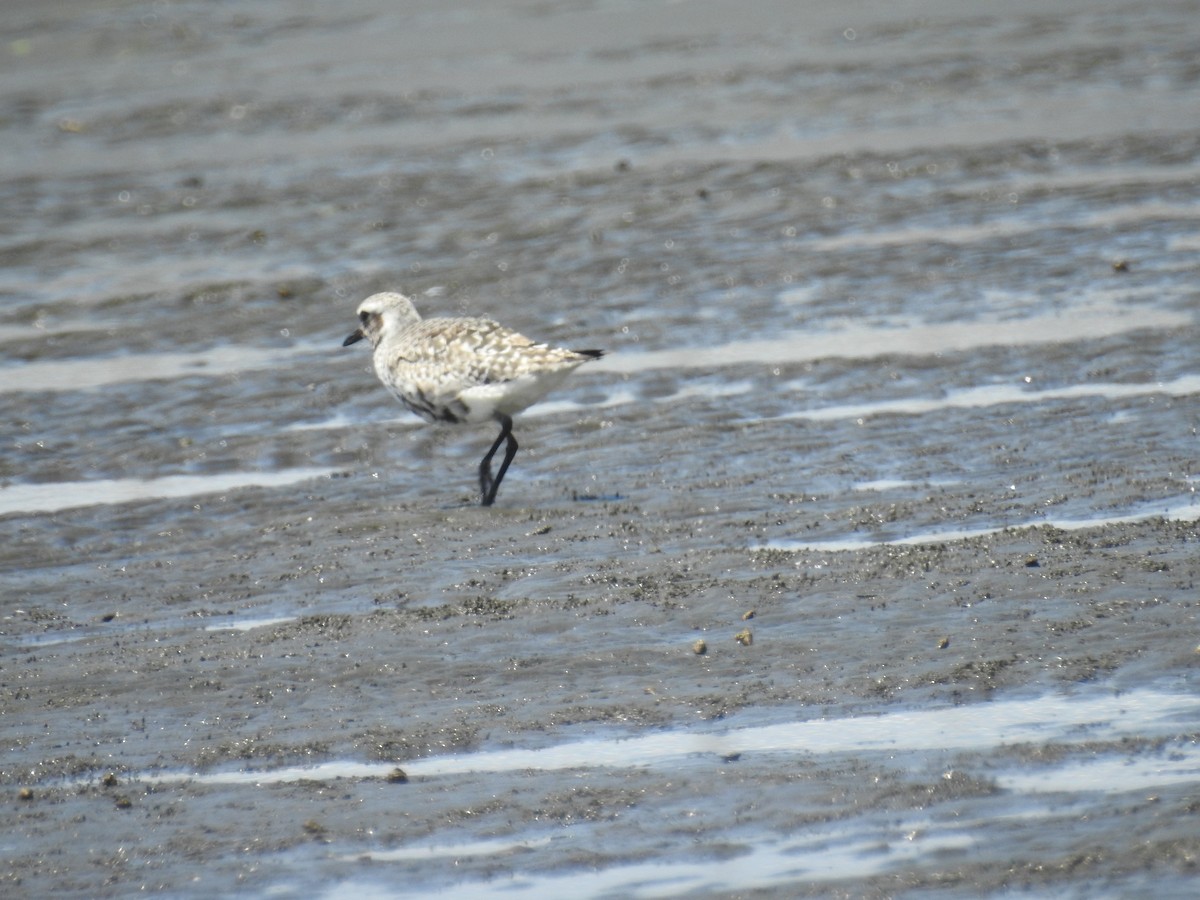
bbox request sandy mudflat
[2,0,1199,896]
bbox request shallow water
[0,467,332,516]
[127,684,1200,898]
[768,491,1200,552]
[141,683,1198,783]
[3,0,1200,897]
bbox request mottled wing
[376,315,598,423]
[410,318,581,385]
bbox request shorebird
[343,291,604,506]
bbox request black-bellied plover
[343,291,604,506]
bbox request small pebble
[734,628,753,646]
[692,638,708,655]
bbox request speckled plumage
[343,291,603,506]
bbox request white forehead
[358,291,405,312]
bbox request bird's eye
[359,311,370,324]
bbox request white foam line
[593,307,1191,375]
[205,615,298,633]
[805,201,1200,253]
[0,467,334,516]
[136,686,1196,787]
[783,373,1200,422]
[7,631,90,648]
[764,493,1200,553]
[999,743,1200,794]
[339,836,554,864]
[0,341,326,394]
[318,820,973,900]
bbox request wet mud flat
[4,0,1200,896]
[5,384,1200,897]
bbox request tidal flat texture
[2,1,1199,897]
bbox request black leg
[479,414,517,506]
[489,423,519,506]
[478,420,507,502]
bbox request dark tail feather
[573,348,605,359]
